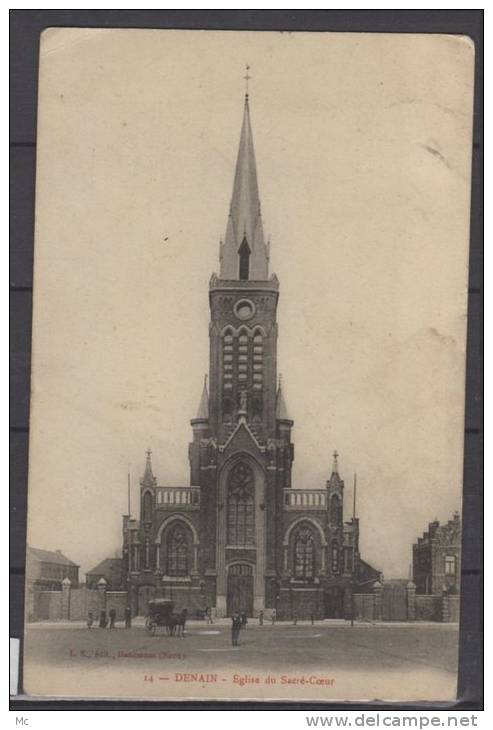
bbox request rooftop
[27,546,79,567]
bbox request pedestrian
[293,611,298,626]
[231,612,241,646]
[310,612,315,626]
[99,609,107,629]
[180,608,188,637]
[206,606,213,624]
[258,609,264,626]
[271,608,276,625]
[241,611,248,629]
[108,607,116,629]
[124,606,132,629]
[86,609,94,629]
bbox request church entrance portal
[227,563,253,616]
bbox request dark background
[10,9,483,711]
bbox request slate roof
[27,546,79,567]
[86,557,122,577]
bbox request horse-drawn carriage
[145,599,187,636]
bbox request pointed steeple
[276,376,291,421]
[327,449,344,492]
[195,375,209,420]
[219,93,269,280]
[141,448,156,487]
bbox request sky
[27,29,474,578]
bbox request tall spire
[195,374,209,420]
[219,87,269,280]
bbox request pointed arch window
[227,462,255,545]
[329,494,342,525]
[166,525,189,576]
[143,491,153,523]
[222,329,234,407]
[252,331,263,393]
[238,237,251,280]
[293,527,315,579]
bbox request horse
[166,609,188,637]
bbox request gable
[220,421,265,461]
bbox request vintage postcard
[23,29,474,702]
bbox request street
[23,620,459,702]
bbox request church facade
[122,94,380,618]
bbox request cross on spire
[244,64,252,97]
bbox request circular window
[234,299,256,321]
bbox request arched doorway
[227,563,253,616]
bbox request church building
[122,92,380,618]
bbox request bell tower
[188,88,294,615]
[208,93,280,445]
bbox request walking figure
[258,609,264,626]
[231,612,241,646]
[241,611,248,629]
[99,609,107,629]
[86,609,94,629]
[178,608,188,637]
[206,606,213,624]
[108,607,116,629]
[124,606,132,629]
[271,608,277,625]
[293,611,298,626]
[310,612,315,626]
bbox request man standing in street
[231,612,241,646]
[108,607,116,629]
[124,606,132,629]
[258,609,264,626]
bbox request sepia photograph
[22,28,474,702]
